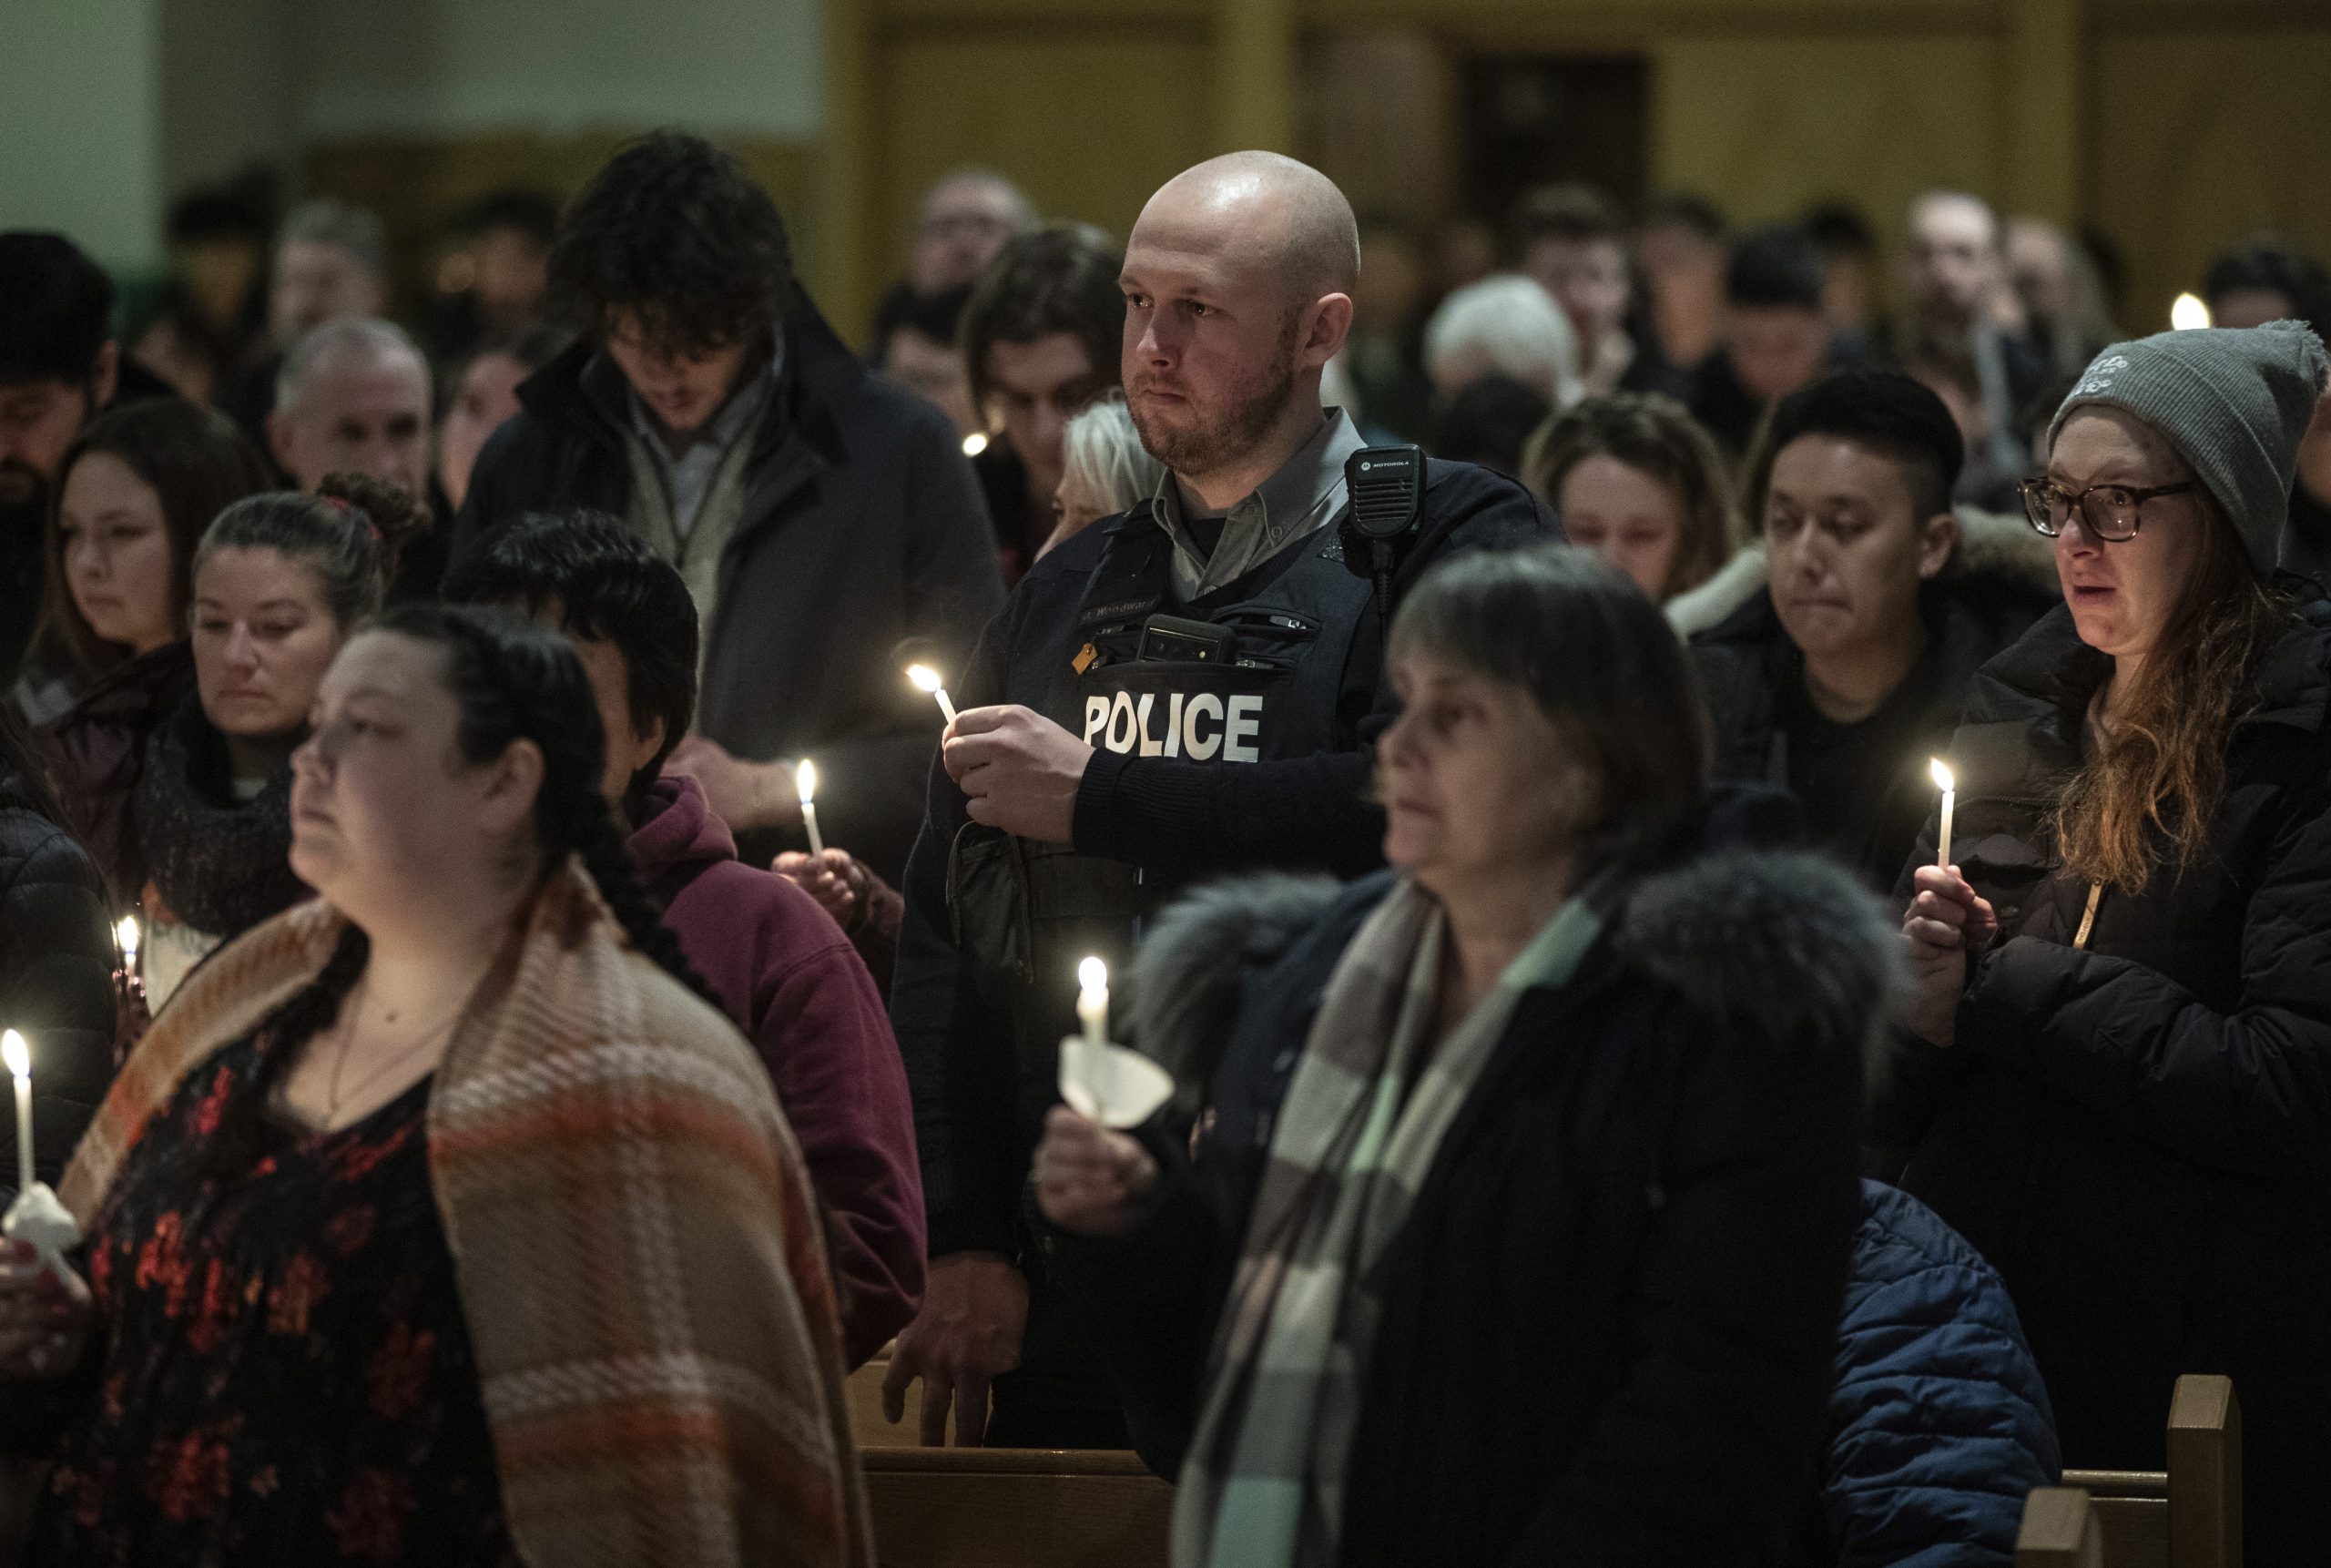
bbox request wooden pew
[845,1349,1175,1566]
[860,1446,1173,1568]
[2020,1488,2105,1568]
[2019,1375,2242,1568]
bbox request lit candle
[116,915,139,972]
[906,663,959,727]
[2170,292,2212,331]
[796,759,825,857]
[4,1031,30,1196]
[1930,758,1956,870]
[1076,956,1109,1047]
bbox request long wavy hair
[2051,494,2295,894]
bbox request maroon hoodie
[626,773,925,1366]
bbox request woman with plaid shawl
[1036,544,1900,1566]
[0,605,866,1567]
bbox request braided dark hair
[367,602,715,1004]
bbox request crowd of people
[0,126,2327,1566]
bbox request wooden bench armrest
[2018,1487,2102,1567]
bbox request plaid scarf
[1174,876,1603,1568]
[56,861,871,1568]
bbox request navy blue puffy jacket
[1816,1180,2060,1566]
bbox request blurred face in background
[2210,288,2296,331]
[270,239,385,347]
[1763,433,1954,669]
[57,451,178,655]
[473,223,550,321]
[913,177,1029,294]
[1556,454,1683,601]
[1727,305,1829,405]
[270,343,431,501]
[986,332,1110,498]
[1907,196,1999,327]
[882,327,979,439]
[1526,235,1631,351]
[438,349,531,511]
[0,364,108,509]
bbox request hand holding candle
[906,663,959,727]
[796,759,825,856]
[1059,956,1174,1128]
[1930,758,1956,870]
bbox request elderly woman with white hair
[1422,275,1584,411]
[1036,393,1166,561]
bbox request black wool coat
[1050,841,1894,1567]
[1880,597,2331,1566]
[453,287,1004,883]
[0,778,117,1189]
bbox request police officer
[883,152,1554,1449]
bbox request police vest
[947,505,1371,1116]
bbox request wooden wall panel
[870,23,1212,274]
[2090,28,2331,330]
[1650,33,2000,232]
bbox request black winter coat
[1880,598,2331,1565]
[454,287,1004,882]
[0,779,117,1189]
[1694,565,2054,892]
[1050,842,1892,1567]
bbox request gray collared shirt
[1151,408,1369,601]
[585,347,779,542]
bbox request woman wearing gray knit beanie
[1882,319,2331,1563]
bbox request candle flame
[2,1031,25,1079]
[2170,292,2212,331]
[906,663,944,695]
[116,915,139,962]
[962,432,990,458]
[796,759,818,805]
[1929,758,1955,792]
[1078,956,1108,995]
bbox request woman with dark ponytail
[117,473,423,1006]
[0,605,869,1567]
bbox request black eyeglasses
[2018,478,2200,542]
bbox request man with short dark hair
[1512,183,1676,397]
[1691,370,2055,890]
[870,280,980,440]
[959,226,1126,579]
[457,130,1003,883]
[1636,192,1729,371]
[443,512,927,1367]
[0,231,174,680]
[1687,223,1843,458]
[883,150,1552,1450]
[1896,191,2049,483]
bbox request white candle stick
[1930,758,1956,870]
[115,915,139,972]
[1076,956,1109,1047]
[796,759,825,857]
[906,663,959,727]
[4,1031,30,1196]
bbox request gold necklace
[321,976,466,1121]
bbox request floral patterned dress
[25,1026,513,1566]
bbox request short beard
[1130,310,1306,479]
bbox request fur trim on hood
[1664,505,2059,641]
[1130,851,1907,1102]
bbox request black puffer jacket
[1879,597,2331,1566]
[0,779,117,1189]
[1689,516,2057,892]
[1049,836,1896,1566]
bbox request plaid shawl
[57,861,872,1568]
[1173,877,1602,1568]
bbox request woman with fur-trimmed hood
[1678,371,2058,893]
[1031,544,1902,1567]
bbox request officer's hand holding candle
[943,705,1096,844]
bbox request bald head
[1135,152,1359,304]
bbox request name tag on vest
[1083,689,1265,763]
